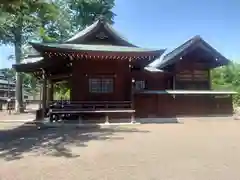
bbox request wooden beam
[44,51,160,61]
[49,74,71,80]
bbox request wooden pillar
[172,76,176,99]
[47,79,54,106]
[131,78,135,108]
[39,86,42,109]
[129,57,136,123]
[41,69,47,118]
[207,69,211,89]
[129,57,134,104]
[173,75,176,90]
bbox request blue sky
[0,0,239,68]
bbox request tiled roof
[30,43,164,54]
[65,20,99,43]
[151,35,230,69]
[23,44,40,57]
[162,36,201,64]
[22,56,43,64]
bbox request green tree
[0,0,21,5]
[0,1,59,112]
[69,0,115,31]
[211,62,240,106]
[33,0,71,42]
[38,0,116,42]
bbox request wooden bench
[48,101,135,123]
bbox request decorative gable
[96,31,108,40]
[64,18,136,47]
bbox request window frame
[135,80,146,91]
[89,77,114,93]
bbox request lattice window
[135,80,146,91]
[176,70,209,81]
[175,81,209,90]
[101,78,113,93]
[89,78,113,93]
[89,78,101,93]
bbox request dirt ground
[1,118,240,180]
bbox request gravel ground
[0,104,37,122]
[1,118,240,180]
[0,108,35,130]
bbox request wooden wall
[132,71,171,90]
[134,94,176,117]
[133,50,233,119]
[71,58,131,101]
[173,57,211,90]
[134,94,233,118]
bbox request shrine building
[13,17,236,123]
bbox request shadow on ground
[139,117,180,124]
[0,123,149,161]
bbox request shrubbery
[211,62,240,106]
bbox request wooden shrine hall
[13,17,236,123]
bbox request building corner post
[41,69,47,119]
[47,79,53,107]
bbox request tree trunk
[14,39,24,113]
[13,2,24,113]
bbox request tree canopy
[211,62,240,105]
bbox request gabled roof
[152,35,230,69]
[21,17,139,65]
[65,17,136,47]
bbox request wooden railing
[48,101,133,110]
[47,101,135,123]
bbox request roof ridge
[64,20,100,43]
[104,22,137,47]
[163,35,202,59]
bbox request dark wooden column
[173,75,176,90]
[41,69,47,118]
[129,57,136,123]
[129,57,134,105]
[207,69,211,89]
[47,79,54,106]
